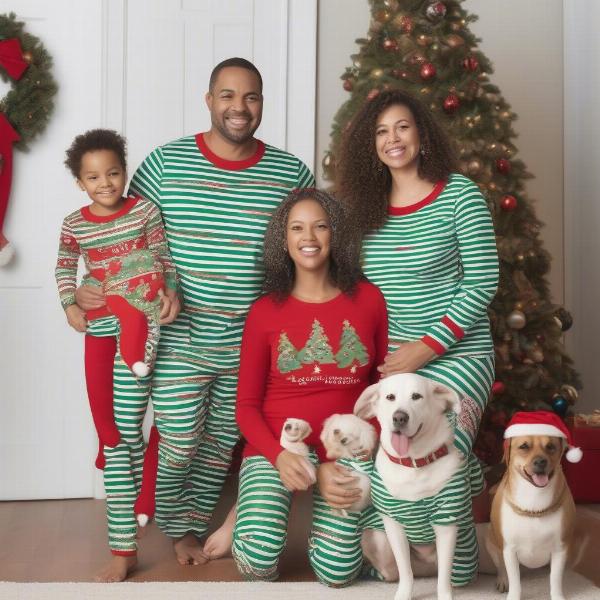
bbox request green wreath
[0,12,57,150]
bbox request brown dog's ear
[353,383,380,420]
[430,381,461,415]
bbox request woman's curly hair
[262,188,363,301]
[335,90,458,234]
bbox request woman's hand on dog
[275,450,315,492]
[377,341,436,377]
[317,462,362,509]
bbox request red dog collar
[383,444,448,468]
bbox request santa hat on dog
[504,410,583,463]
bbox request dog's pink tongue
[532,473,549,487]
[391,432,410,457]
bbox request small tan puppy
[280,417,316,485]
[486,411,581,600]
[320,413,377,514]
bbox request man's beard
[211,111,259,145]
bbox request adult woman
[231,188,388,586]
[320,89,499,586]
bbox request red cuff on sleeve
[441,316,465,340]
[422,335,446,355]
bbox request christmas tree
[323,0,581,464]
[277,332,302,373]
[297,319,336,366]
[335,320,370,369]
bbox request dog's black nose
[392,410,409,429]
[532,456,548,473]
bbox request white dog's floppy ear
[430,381,461,415]
[353,383,380,420]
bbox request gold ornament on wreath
[0,12,58,266]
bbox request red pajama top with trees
[236,281,388,465]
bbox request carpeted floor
[0,569,596,600]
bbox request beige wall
[316,0,564,304]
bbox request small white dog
[320,413,377,515]
[354,373,463,600]
[280,417,316,485]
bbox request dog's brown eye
[519,442,529,450]
[386,393,396,401]
[546,443,556,452]
[333,429,340,435]
[411,393,422,401]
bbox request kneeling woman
[232,188,388,585]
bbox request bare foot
[204,505,236,559]
[93,554,137,582]
[173,532,209,565]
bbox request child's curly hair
[335,90,458,235]
[262,188,364,301]
[65,129,127,178]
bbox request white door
[0,0,316,500]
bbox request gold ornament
[560,384,579,403]
[488,182,497,191]
[23,50,33,63]
[445,34,465,48]
[500,110,512,121]
[467,159,482,175]
[417,34,433,46]
[420,86,432,95]
[514,301,524,311]
[384,0,399,9]
[507,310,527,330]
[376,9,391,23]
[371,68,384,78]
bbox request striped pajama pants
[150,339,240,539]
[233,453,377,587]
[87,316,151,554]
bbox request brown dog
[486,410,582,600]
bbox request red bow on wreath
[0,37,28,265]
[0,37,28,78]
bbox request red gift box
[563,420,600,503]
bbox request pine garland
[0,12,57,150]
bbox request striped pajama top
[362,174,499,359]
[129,133,314,348]
[370,459,473,543]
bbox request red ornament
[400,16,414,34]
[343,79,353,92]
[462,55,479,72]
[500,195,518,211]
[491,381,506,395]
[426,2,447,22]
[420,62,437,80]
[367,88,380,101]
[496,158,511,174]
[443,92,460,114]
[383,38,398,52]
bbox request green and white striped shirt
[129,134,314,348]
[362,174,498,358]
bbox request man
[78,57,314,567]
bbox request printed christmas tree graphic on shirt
[296,319,336,366]
[277,332,302,373]
[335,320,369,370]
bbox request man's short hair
[209,57,263,93]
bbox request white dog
[354,373,463,600]
[320,413,378,515]
[280,417,316,485]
